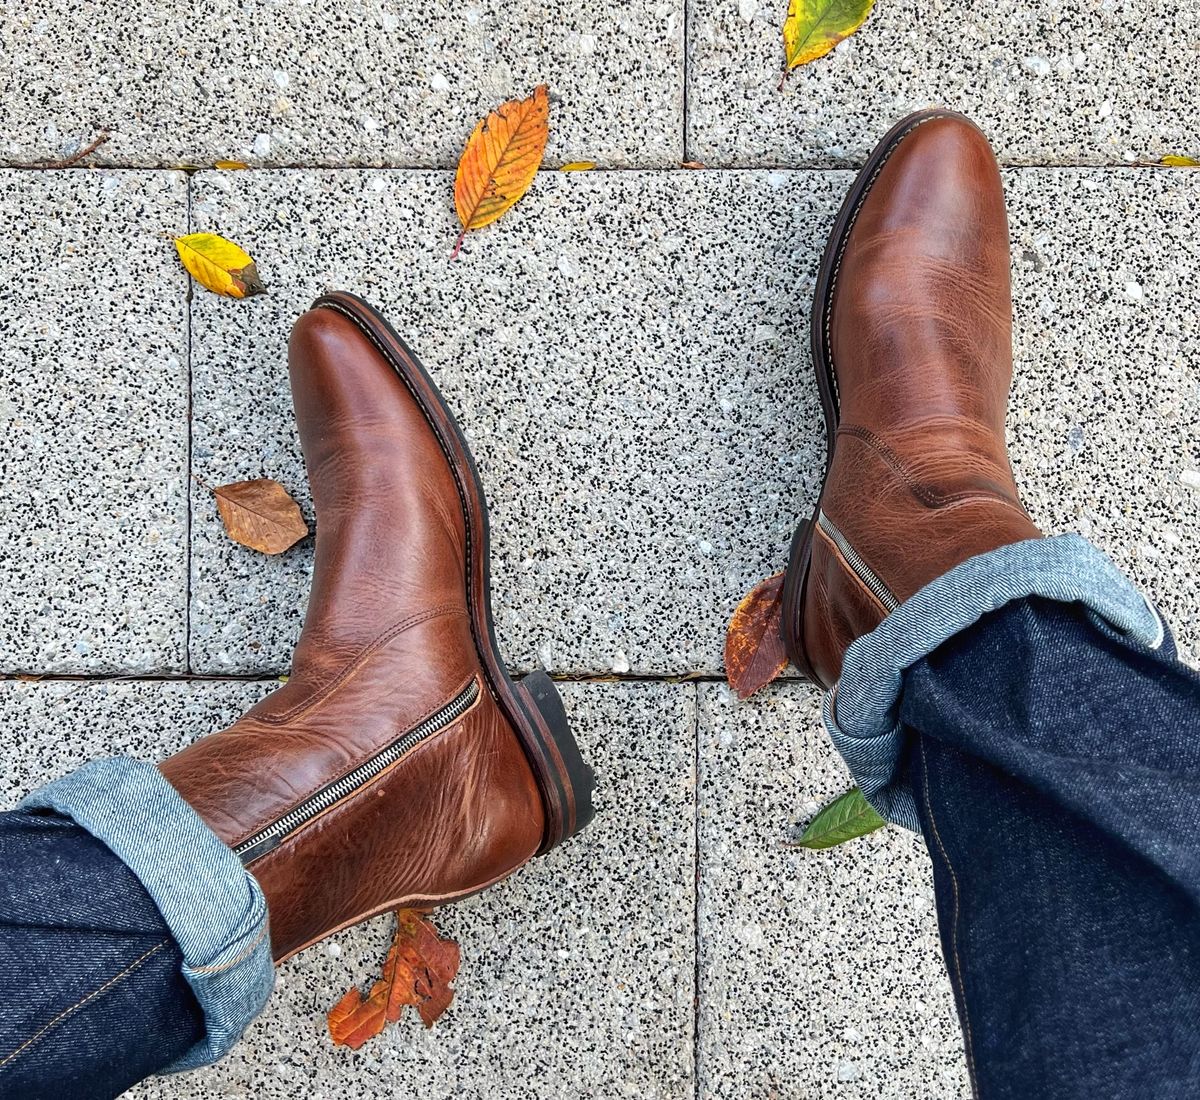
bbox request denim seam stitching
[187,919,270,976]
[919,739,980,1095]
[0,938,172,1072]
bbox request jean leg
[0,810,204,1100]
[902,597,1200,1098]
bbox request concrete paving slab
[188,166,1200,676]
[185,167,836,674]
[3,0,683,168]
[0,170,189,673]
[696,683,970,1099]
[688,0,1200,167]
[24,680,699,1100]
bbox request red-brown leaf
[213,478,308,555]
[724,571,789,700]
[327,910,461,1049]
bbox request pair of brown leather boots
[161,111,1039,963]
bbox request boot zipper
[816,511,900,612]
[234,678,481,866]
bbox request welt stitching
[824,113,950,411]
[262,603,464,724]
[0,940,171,1072]
[919,738,981,1095]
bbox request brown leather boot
[781,111,1042,688]
[161,292,594,962]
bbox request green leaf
[783,0,876,72]
[795,787,885,849]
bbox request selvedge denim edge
[19,757,275,1073]
[825,533,1165,831]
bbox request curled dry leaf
[793,786,885,849]
[724,571,789,700]
[780,0,876,86]
[680,160,707,169]
[328,910,461,1049]
[174,232,267,299]
[214,478,308,554]
[452,84,550,258]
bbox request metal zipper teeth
[816,511,900,612]
[234,678,481,866]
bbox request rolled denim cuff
[19,756,274,1073]
[825,533,1165,831]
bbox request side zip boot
[781,111,1042,688]
[161,292,594,962]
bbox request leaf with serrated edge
[174,232,266,298]
[328,910,461,1049]
[214,479,307,555]
[782,0,876,74]
[452,85,550,257]
[725,572,789,699]
[795,787,885,849]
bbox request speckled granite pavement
[2,3,1198,1097]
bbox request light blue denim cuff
[19,756,275,1073]
[825,533,1165,831]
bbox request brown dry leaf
[680,160,707,169]
[725,571,789,700]
[328,910,461,1049]
[174,232,266,299]
[214,479,307,554]
[452,85,550,258]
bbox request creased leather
[802,116,1042,689]
[160,307,544,961]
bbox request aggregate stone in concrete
[1004,169,1200,662]
[186,168,836,674]
[2,0,683,168]
[0,170,189,674]
[189,166,1200,676]
[697,683,970,1099]
[113,681,696,1100]
[687,0,1200,167]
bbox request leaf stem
[449,228,467,261]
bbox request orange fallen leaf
[214,479,308,554]
[214,159,249,170]
[452,85,550,259]
[328,910,461,1049]
[725,571,789,699]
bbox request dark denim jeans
[2,594,1199,1097]
[905,596,1200,1098]
[0,811,203,1099]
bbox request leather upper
[161,307,544,961]
[800,116,1042,687]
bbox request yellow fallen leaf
[452,85,550,258]
[215,160,249,170]
[560,161,595,172]
[781,0,876,82]
[1161,155,1200,167]
[174,233,266,299]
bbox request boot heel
[514,670,595,852]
